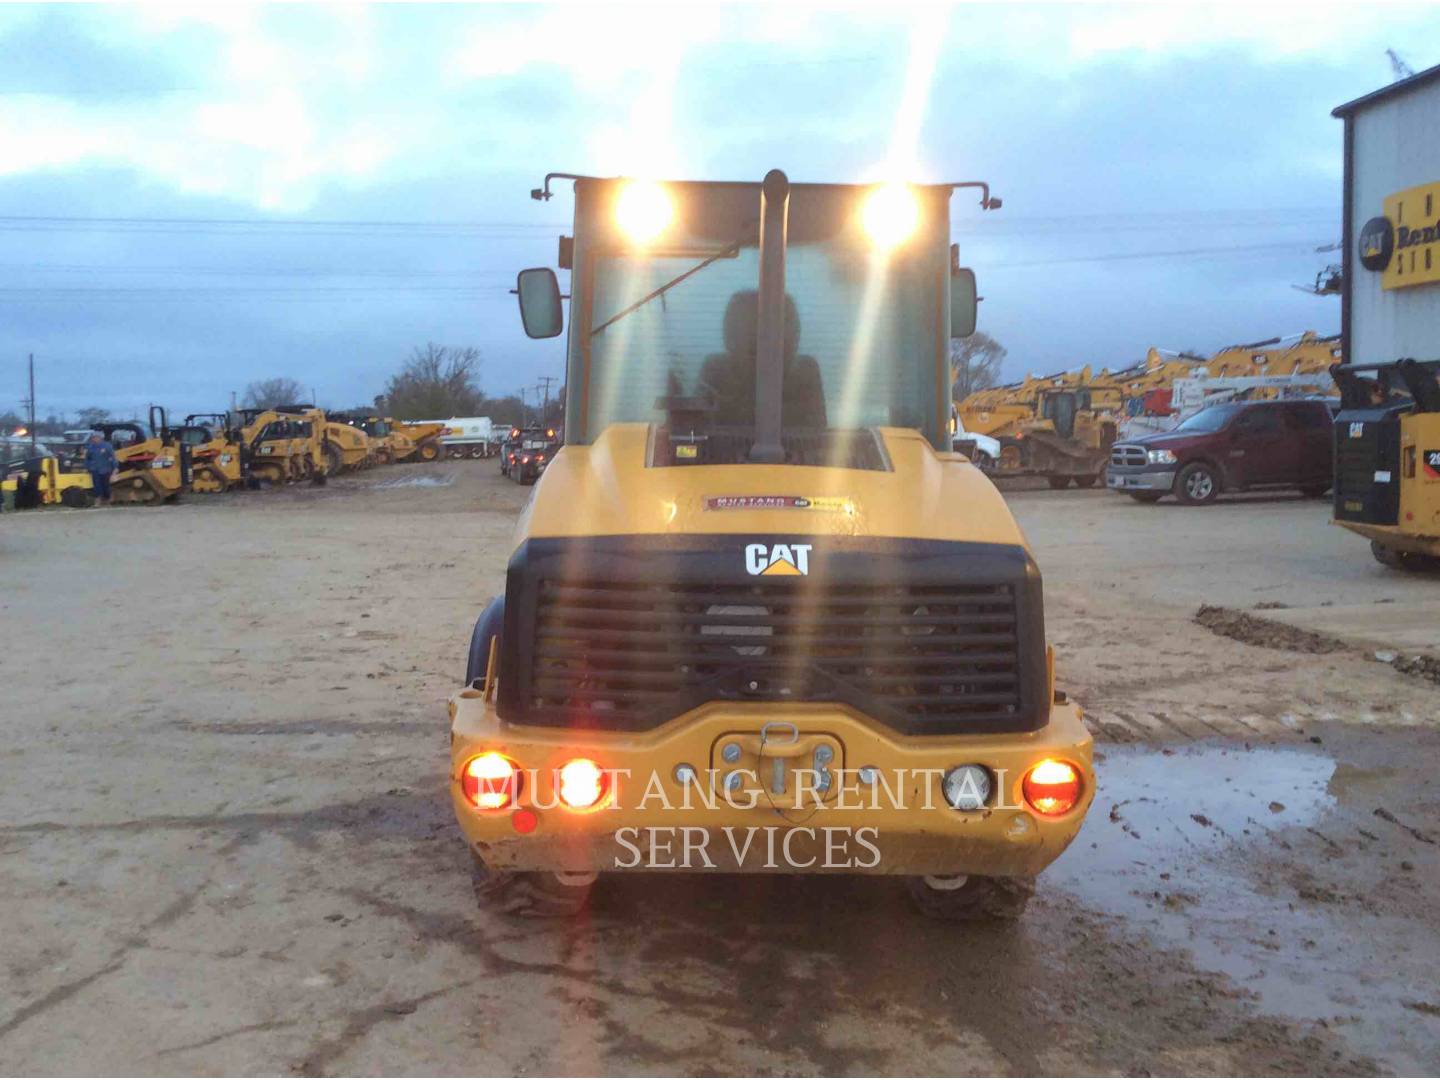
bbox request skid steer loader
[1332,358,1440,570]
[447,170,1094,920]
[239,405,328,485]
[94,406,190,504]
[177,413,243,493]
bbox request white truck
[415,416,498,459]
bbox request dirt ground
[2,465,1438,1076]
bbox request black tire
[465,597,505,686]
[1129,492,1164,504]
[1175,461,1220,505]
[1300,484,1330,499]
[418,441,440,463]
[1371,540,1403,568]
[60,487,95,508]
[1047,476,1071,490]
[323,442,342,477]
[905,874,1034,921]
[1073,474,1098,489]
[470,852,591,917]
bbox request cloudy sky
[2,2,1438,420]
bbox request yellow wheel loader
[448,170,1094,920]
[94,407,190,505]
[176,413,243,493]
[1332,359,1440,569]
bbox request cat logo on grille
[745,543,812,576]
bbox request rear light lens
[536,453,545,462]
[558,758,607,811]
[461,752,520,811]
[1023,759,1082,816]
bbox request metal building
[1335,63,1440,365]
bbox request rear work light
[557,758,607,811]
[461,752,520,811]
[1023,759,1082,816]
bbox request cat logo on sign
[1424,449,1440,481]
[745,543,812,576]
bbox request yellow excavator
[447,169,1094,920]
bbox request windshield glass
[582,189,941,442]
[1175,404,1240,432]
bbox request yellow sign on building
[1382,180,1440,290]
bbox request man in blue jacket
[84,431,117,506]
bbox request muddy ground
[2,465,1437,1076]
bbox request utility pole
[517,386,528,425]
[27,353,36,451]
[537,375,557,424]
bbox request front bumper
[449,694,1094,877]
[1106,466,1176,492]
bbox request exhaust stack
[749,168,790,464]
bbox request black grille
[497,537,1047,736]
[1111,445,1146,467]
[1333,406,1405,524]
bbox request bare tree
[76,406,111,428]
[384,345,485,419]
[242,377,305,410]
[951,333,1008,401]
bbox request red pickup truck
[1106,399,1335,505]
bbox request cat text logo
[744,543,812,576]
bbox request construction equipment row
[3,405,452,508]
[956,331,1342,487]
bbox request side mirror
[516,268,563,339]
[950,268,978,338]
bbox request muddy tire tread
[470,854,590,917]
[905,874,1034,921]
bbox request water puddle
[1048,742,1438,1074]
[374,473,456,489]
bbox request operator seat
[697,290,827,430]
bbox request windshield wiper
[590,224,756,336]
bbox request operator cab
[515,171,987,471]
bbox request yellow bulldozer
[959,366,1123,487]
